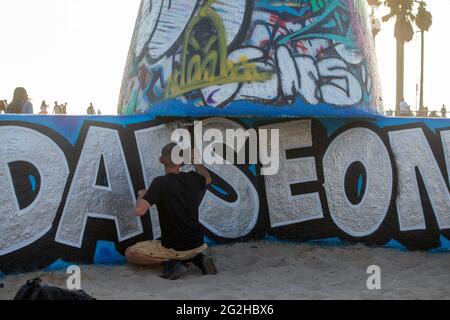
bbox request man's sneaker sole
[162,262,188,280]
[200,256,218,275]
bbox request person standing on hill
[87,103,95,115]
[0,100,7,113]
[53,101,61,115]
[39,100,49,115]
[62,103,68,115]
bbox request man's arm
[134,189,151,217]
[194,164,212,186]
[192,148,212,186]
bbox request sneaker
[193,254,218,275]
[161,260,188,280]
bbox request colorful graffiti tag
[118,0,382,117]
[1,115,450,272]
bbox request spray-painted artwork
[118,0,383,117]
[1,114,450,273]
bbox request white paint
[261,120,324,228]
[323,127,392,237]
[390,128,450,231]
[135,0,163,57]
[56,127,142,248]
[276,45,300,99]
[136,0,198,60]
[135,124,176,240]
[441,130,450,187]
[236,61,279,102]
[210,0,247,46]
[334,43,363,65]
[295,55,320,104]
[317,58,363,106]
[199,118,260,239]
[201,48,265,107]
[0,126,69,256]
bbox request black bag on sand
[13,278,96,300]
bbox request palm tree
[415,1,432,116]
[382,0,416,116]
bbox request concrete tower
[118,0,383,117]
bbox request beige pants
[127,241,207,261]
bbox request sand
[1,241,449,300]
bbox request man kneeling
[126,144,217,280]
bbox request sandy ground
[1,241,449,300]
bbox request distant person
[6,87,33,114]
[442,105,447,118]
[0,100,7,114]
[430,110,438,118]
[62,103,68,115]
[39,100,49,115]
[97,109,102,115]
[399,101,412,117]
[87,103,95,115]
[53,101,62,115]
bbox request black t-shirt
[144,171,206,251]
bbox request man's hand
[192,148,212,186]
[134,189,151,217]
[138,189,147,199]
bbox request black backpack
[13,278,96,301]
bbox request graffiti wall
[118,0,383,117]
[1,114,450,272]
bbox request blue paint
[256,0,311,16]
[211,184,228,196]
[430,236,450,253]
[28,175,37,193]
[93,241,126,265]
[44,259,73,272]
[204,236,217,247]
[375,116,450,133]
[249,164,257,177]
[357,174,363,197]
[0,115,155,145]
[384,239,408,252]
[146,98,380,120]
[265,235,345,247]
[308,237,345,246]
[317,118,359,137]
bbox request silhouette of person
[53,101,62,115]
[0,100,7,114]
[442,105,447,118]
[6,87,34,114]
[39,100,49,115]
[87,103,96,115]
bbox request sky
[0,0,449,115]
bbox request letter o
[323,127,393,237]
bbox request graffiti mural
[1,114,450,272]
[118,0,383,117]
